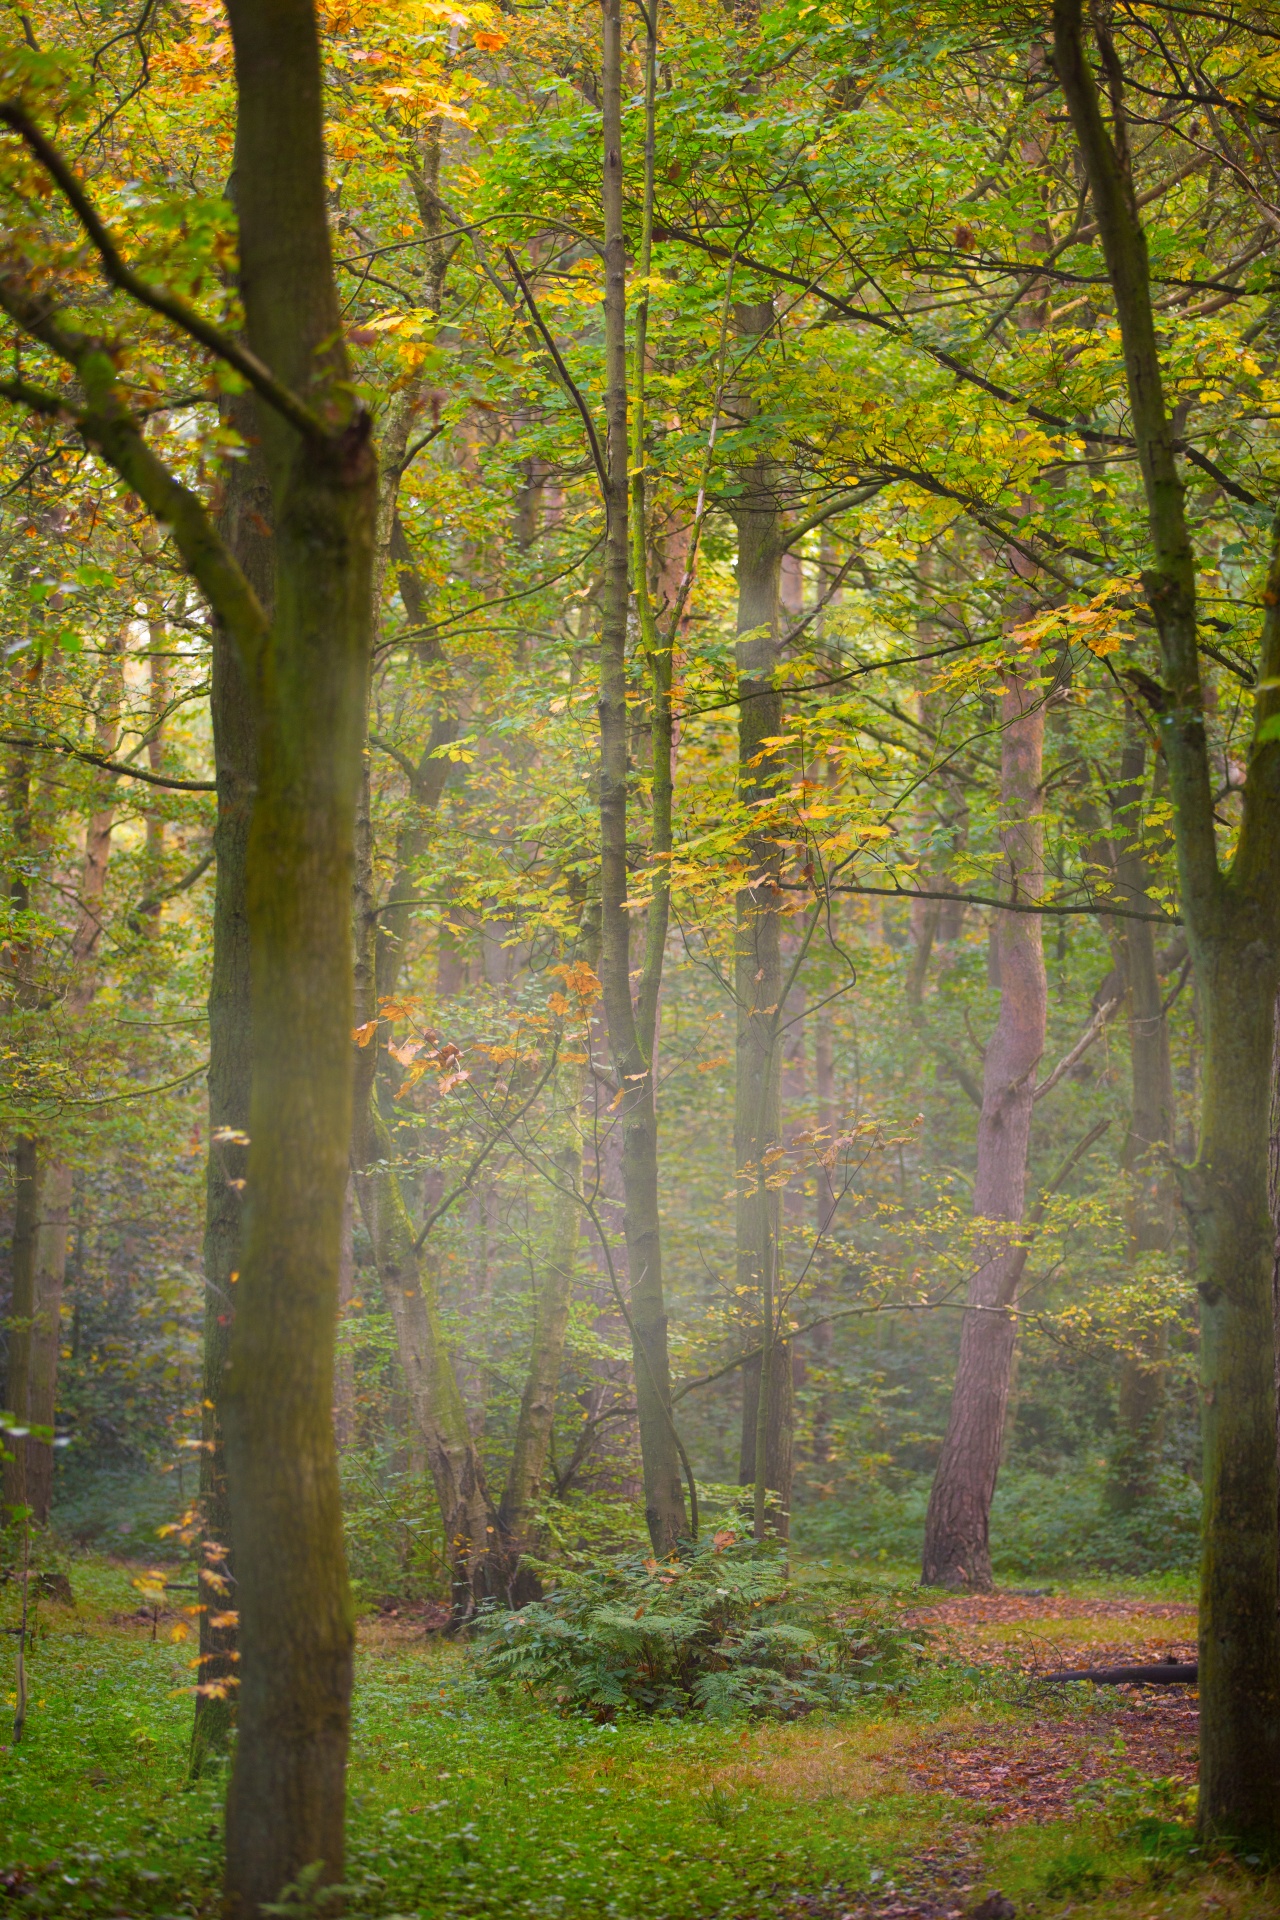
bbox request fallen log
[1040,1656,1197,1687]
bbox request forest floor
[1,1559,1276,1920]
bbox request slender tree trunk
[922,665,1046,1589]
[218,1,376,1906]
[2,1134,38,1515]
[349,460,501,1617]
[728,300,791,1540]
[497,1042,590,1594]
[1108,713,1175,1508]
[1055,0,1280,1841]
[190,398,269,1778]
[24,649,123,1523]
[596,0,686,1551]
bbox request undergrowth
[472,1535,919,1720]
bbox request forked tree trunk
[922,665,1046,1589]
[596,0,686,1551]
[1056,0,1280,1842]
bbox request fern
[473,1535,915,1721]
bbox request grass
[0,1557,1275,1919]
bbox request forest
[1,0,1279,1915]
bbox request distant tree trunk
[922,664,1046,1589]
[1107,711,1175,1509]
[190,394,269,1779]
[729,299,792,1541]
[24,646,123,1523]
[596,0,686,1551]
[497,1044,590,1595]
[2,1134,38,1516]
[737,1344,793,1537]
[349,444,502,1618]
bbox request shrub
[472,1532,915,1721]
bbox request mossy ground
[0,1559,1274,1919]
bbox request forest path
[897,1586,1198,1825]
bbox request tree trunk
[497,941,597,1594]
[1108,711,1175,1509]
[24,648,123,1523]
[596,0,686,1551]
[922,665,1045,1589]
[351,1114,500,1616]
[218,0,376,1907]
[2,1134,38,1515]
[1055,0,1280,1841]
[729,300,790,1542]
[737,1343,793,1538]
[190,395,269,1778]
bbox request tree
[0,0,376,1902]
[1054,0,1280,1845]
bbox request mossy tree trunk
[216,0,376,1906]
[1056,0,1280,1843]
[190,396,269,1778]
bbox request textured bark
[922,667,1046,1590]
[1055,0,1280,1843]
[217,1,375,1907]
[596,0,686,1551]
[190,396,269,1779]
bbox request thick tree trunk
[922,666,1045,1589]
[596,0,686,1551]
[218,1,376,1908]
[190,399,269,1778]
[1055,0,1280,1841]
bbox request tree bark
[1055,0,1280,1843]
[922,665,1046,1589]
[190,395,269,1778]
[218,0,376,1907]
